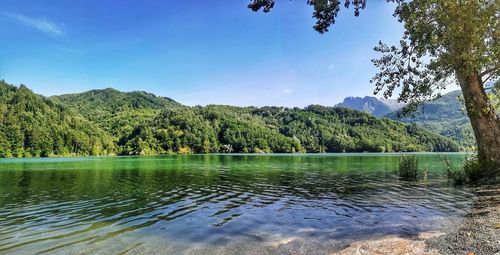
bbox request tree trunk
[458,71,500,178]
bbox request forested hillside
[0,81,460,157]
[50,88,181,140]
[122,105,459,155]
[0,80,114,157]
[386,90,475,149]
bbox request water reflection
[0,154,474,254]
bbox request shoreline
[333,184,500,255]
[426,184,500,255]
[0,151,469,159]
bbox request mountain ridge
[384,90,475,148]
[0,81,460,157]
[335,96,405,117]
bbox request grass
[398,155,419,181]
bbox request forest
[0,81,114,157]
[0,80,460,157]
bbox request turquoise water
[0,153,475,254]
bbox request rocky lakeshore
[427,185,500,255]
[333,185,499,255]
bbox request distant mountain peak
[335,96,405,117]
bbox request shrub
[442,155,467,185]
[399,155,419,181]
[443,157,467,185]
[463,154,482,182]
[442,154,483,185]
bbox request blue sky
[1,0,407,106]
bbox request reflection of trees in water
[0,155,475,254]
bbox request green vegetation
[387,90,478,149]
[443,154,484,185]
[121,105,459,155]
[0,80,114,157]
[50,88,181,140]
[462,155,483,183]
[338,90,500,150]
[443,155,467,185]
[398,155,419,181]
[250,0,500,180]
[0,81,460,157]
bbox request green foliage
[442,155,467,185]
[248,0,367,33]
[372,0,500,108]
[50,88,181,142]
[372,0,500,176]
[0,81,461,157]
[398,155,419,181]
[0,81,114,157]
[463,154,483,183]
[442,154,484,185]
[121,104,459,155]
[387,90,481,149]
[249,0,500,179]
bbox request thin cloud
[2,12,64,37]
[280,88,294,95]
[327,64,335,70]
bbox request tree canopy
[0,80,114,157]
[249,0,500,178]
[0,81,459,157]
[371,0,500,113]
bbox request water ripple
[0,154,475,254]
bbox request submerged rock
[333,233,443,255]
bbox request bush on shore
[442,154,483,185]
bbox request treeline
[0,81,460,157]
[121,105,459,155]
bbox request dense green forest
[0,81,460,157]
[122,105,459,155]
[0,81,114,157]
[50,88,181,139]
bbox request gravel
[426,185,500,255]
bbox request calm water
[0,153,475,254]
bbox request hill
[122,104,459,155]
[0,80,114,157]
[0,82,461,157]
[385,90,475,148]
[50,88,182,141]
[335,96,404,117]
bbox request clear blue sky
[0,0,406,106]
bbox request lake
[0,153,475,254]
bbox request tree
[248,0,500,179]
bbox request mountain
[50,88,182,141]
[335,96,405,117]
[0,81,461,157]
[385,90,475,148]
[0,80,114,157]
